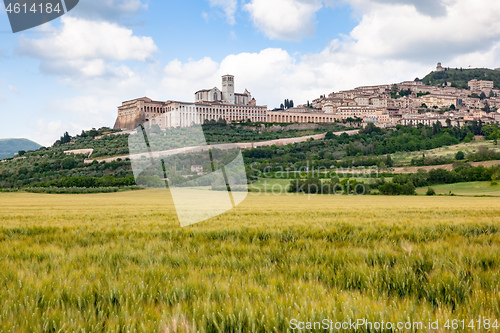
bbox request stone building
[419,94,462,109]
[114,75,267,130]
[195,75,253,105]
[266,110,337,123]
[468,79,494,92]
[114,97,167,130]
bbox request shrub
[378,182,416,195]
[22,186,141,194]
[61,157,77,170]
[288,178,369,195]
[426,187,436,196]
[288,178,323,194]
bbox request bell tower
[222,75,235,104]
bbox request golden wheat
[0,191,499,332]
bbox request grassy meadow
[0,191,499,332]
[249,178,379,193]
[391,140,500,165]
[416,181,500,197]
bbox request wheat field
[0,191,499,332]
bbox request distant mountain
[422,68,500,90]
[0,139,42,160]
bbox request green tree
[402,182,416,195]
[399,89,411,97]
[492,171,500,185]
[464,132,474,143]
[60,132,71,144]
[432,121,443,135]
[61,157,77,170]
[150,124,162,133]
[87,128,99,138]
[217,118,228,125]
[386,154,393,167]
[378,181,415,195]
[455,151,465,160]
[483,101,491,112]
[18,166,28,175]
[361,122,382,135]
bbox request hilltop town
[114,64,500,131]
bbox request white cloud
[450,42,500,69]
[208,0,238,25]
[364,0,448,16]
[19,17,156,61]
[243,0,500,49]
[201,11,210,23]
[17,16,157,77]
[157,47,426,109]
[33,119,66,146]
[244,0,323,41]
[8,85,19,94]
[28,65,158,145]
[0,82,20,103]
[345,0,500,61]
[162,57,220,101]
[226,48,427,106]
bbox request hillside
[1,122,499,192]
[0,138,41,160]
[421,67,500,89]
[0,124,339,190]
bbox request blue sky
[1,0,499,145]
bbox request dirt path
[235,129,359,149]
[86,129,360,164]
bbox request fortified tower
[222,75,235,104]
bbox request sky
[1,0,500,146]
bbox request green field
[249,178,295,192]
[0,191,500,332]
[392,141,500,165]
[250,178,379,193]
[417,181,500,197]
